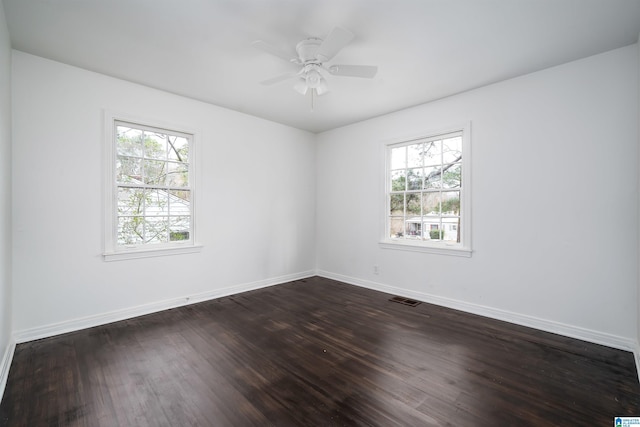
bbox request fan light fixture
[306,68,321,88]
[293,77,308,95]
[294,65,329,99]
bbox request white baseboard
[13,270,316,344]
[317,270,638,353]
[0,336,16,403]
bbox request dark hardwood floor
[1,276,639,426]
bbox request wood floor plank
[1,276,639,426]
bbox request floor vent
[389,296,422,307]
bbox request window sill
[379,240,472,257]
[103,244,203,262]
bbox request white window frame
[380,123,472,257]
[103,111,202,261]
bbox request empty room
[1,0,640,425]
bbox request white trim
[381,122,472,256]
[379,240,472,257]
[0,336,16,403]
[103,243,203,261]
[13,270,316,344]
[317,270,637,352]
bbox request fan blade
[327,64,378,78]
[252,40,297,63]
[260,72,299,86]
[316,27,354,62]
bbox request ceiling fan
[252,27,378,99]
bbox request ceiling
[3,0,640,133]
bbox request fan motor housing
[296,38,322,63]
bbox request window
[104,114,200,260]
[382,127,471,256]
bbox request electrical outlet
[373,265,379,275]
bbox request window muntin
[387,130,466,248]
[113,121,193,249]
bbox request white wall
[11,51,316,336]
[0,0,13,394]
[317,45,639,349]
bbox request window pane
[116,126,143,157]
[117,187,144,215]
[167,162,189,188]
[423,140,441,166]
[442,163,461,189]
[442,191,460,215]
[427,221,444,240]
[117,216,143,245]
[169,216,190,241]
[391,170,406,191]
[407,168,423,190]
[389,194,404,215]
[116,156,142,184]
[145,189,169,216]
[389,217,405,238]
[145,132,168,160]
[168,136,189,162]
[405,219,422,239]
[406,193,421,216]
[442,136,462,164]
[144,160,167,185]
[390,146,406,170]
[422,192,441,215]
[442,218,460,242]
[169,190,191,216]
[424,166,441,189]
[407,143,423,168]
[144,217,168,244]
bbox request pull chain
[311,88,315,112]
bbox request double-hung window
[382,126,471,256]
[104,115,199,260]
